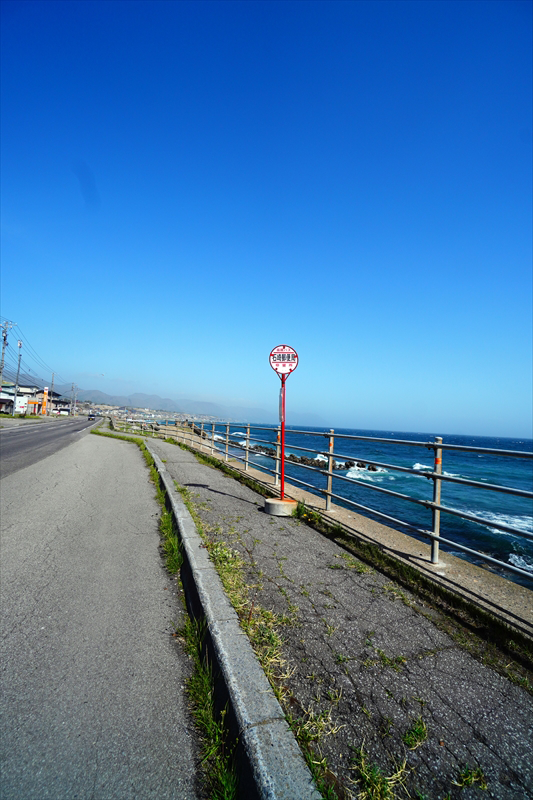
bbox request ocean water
[205,424,533,586]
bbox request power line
[15,326,70,385]
[0,318,71,388]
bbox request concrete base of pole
[264,498,297,516]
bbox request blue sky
[1,0,532,436]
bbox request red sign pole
[280,373,287,499]
[269,344,298,503]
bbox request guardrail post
[275,426,281,487]
[200,422,204,451]
[211,423,215,454]
[326,429,334,511]
[431,436,443,564]
[225,422,230,462]
[245,424,250,471]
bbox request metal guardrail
[112,417,533,582]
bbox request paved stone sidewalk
[149,437,533,800]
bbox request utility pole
[0,319,15,390]
[69,383,75,416]
[11,341,22,416]
[48,372,55,415]
[73,386,78,416]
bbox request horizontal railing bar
[209,424,279,433]
[330,471,532,539]
[280,441,533,499]
[420,535,533,580]
[274,472,332,495]
[209,433,276,448]
[168,420,533,459]
[324,488,430,535]
[322,450,533,498]
[429,503,533,539]
[425,443,533,458]
[207,423,533,459]
[323,489,532,580]
[220,450,277,477]
[225,436,532,500]
[247,436,278,447]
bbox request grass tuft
[350,745,409,799]
[452,764,488,790]
[177,617,238,799]
[402,716,427,750]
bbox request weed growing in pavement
[363,648,406,672]
[292,501,322,525]
[402,716,427,750]
[285,713,345,800]
[326,688,343,706]
[290,705,345,744]
[328,553,374,575]
[350,745,409,799]
[173,479,292,705]
[382,583,411,607]
[159,508,183,573]
[335,653,350,664]
[378,717,393,739]
[176,616,238,799]
[452,765,488,790]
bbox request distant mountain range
[55,386,325,426]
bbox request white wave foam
[346,465,388,482]
[466,509,533,536]
[314,454,328,462]
[232,431,246,436]
[508,554,533,574]
[412,463,460,478]
[214,434,225,442]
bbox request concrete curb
[146,443,321,800]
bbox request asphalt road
[0,432,200,799]
[0,417,96,479]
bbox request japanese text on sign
[269,345,299,375]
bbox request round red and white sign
[269,344,299,375]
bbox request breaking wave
[468,510,533,536]
[508,553,533,574]
[346,464,390,482]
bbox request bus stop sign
[269,344,298,375]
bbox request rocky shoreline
[160,426,383,474]
[244,442,380,473]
